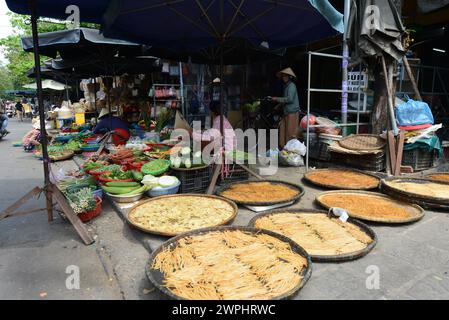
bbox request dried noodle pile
[427,174,449,183]
[255,213,373,256]
[220,182,299,203]
[384,180,449,199]
[151,230,308,300]
[306,170,379,189]
[319,194,410,220]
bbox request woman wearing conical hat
[272,67,300,148]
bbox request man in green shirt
[272,67,300,148]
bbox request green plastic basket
[12,141,23,147]
[141,159,171,176]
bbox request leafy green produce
[141,159,170,176]
[106,181,140,188]
[83,162,105,171]
[64,139,83,151]
[108,168,134,180]
[131,171,143,182]
[90,164,121,174]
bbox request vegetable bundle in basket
[170,146,204,169]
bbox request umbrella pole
[65,80,70,102]
[341,0,350,136]
[30,3,53,222]
[207,40,225,194]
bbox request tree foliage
[0,12,98,91]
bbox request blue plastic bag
[395,97,434,126]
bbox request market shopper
[0,99,9,136]
[22,100,32,119]
[15,101,24,122]
[271,67,300,148]
[22,121,43,151]
[93,108,130,145]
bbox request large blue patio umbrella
[98,0,344,191]
[99,0,343,138]
[101,0,343,51]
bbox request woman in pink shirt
[191,101,236,152]
[22,122,43,151]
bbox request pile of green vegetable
[242,101,261,113]
[102,181,150,196]
[141,159,171,176]
[66,187,97,215]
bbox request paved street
[1,118,449,300]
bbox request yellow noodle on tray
[151,230,308,300]
[254,213,373,256]
[384,180,449,199]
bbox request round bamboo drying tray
[50,151,74,162]
[424,172,449,183]
[127,194,238,236]
[303,168,380,190]
[146,226,312,300]
[381,178,449,205]
[248,209,377,262]
[316,190,424,224]
[339,134,386,151]
[217,180,305,206]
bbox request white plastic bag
[279,151,304,167]
[284,139,307,156]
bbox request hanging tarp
[23,79,69,91]
[347,0,406,61]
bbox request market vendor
[93,108,130,145]
[271,67,300,148]
[191,101,236,152]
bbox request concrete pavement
[0,118,122,300]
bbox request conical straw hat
[277,67,297,78]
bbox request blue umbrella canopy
[7,1,343,53]
[101,0,343,51]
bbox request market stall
[5,0,449,303]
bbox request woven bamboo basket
[303,168,380,190]
[146,226,312,300]
[127,194,238,236]
[381,178,449,205]
[216,180,305,206]
[49,151,75,162]
[249,209,377,262]
[316,190,424,224]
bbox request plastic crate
[218,163,250,185]
[172,165,213,193]
[402,148,437,171]
[331,152,386,172]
